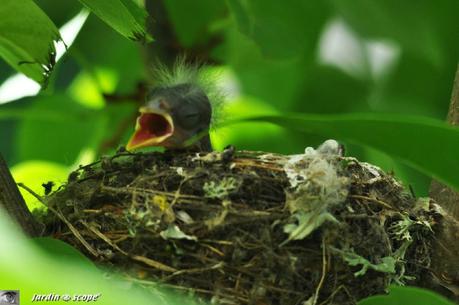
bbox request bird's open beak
[126,106,175,150]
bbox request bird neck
[196,134,212,152]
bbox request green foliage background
[0,0,458,304]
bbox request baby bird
[126,60,222,152]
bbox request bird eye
[178,111,200,128]
[184,113,198,118]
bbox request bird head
[126,83,212,150]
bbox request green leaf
[32,237,98,272]
[293,64,371,113]
[0,94,107,166]
[67,15,145,93]
[223,29,311,111]
[227,0,329,59]
[15,99,106,165]
[358,285,454,305]
[331,0,459,67]
[35,0,83,27]
[0,0,61,84]
[229,113,459,192]
[163,0,227,47]
[211,96,310,154]
[77,0,152,43]
[370,53,454,118]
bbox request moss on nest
[41,144,439,305]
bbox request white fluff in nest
[281,140,349,242]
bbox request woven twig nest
[42,141,446,305]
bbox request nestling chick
[127,59,222,152]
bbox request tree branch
[0,154,41,236]
[446,63,459,126]
[429,63,459,220]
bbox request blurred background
[1,0,458,211]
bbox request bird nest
[41,142,440,305]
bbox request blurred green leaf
[15,107,104,165]
[103,102,138,152]
[227,0,329,59]
[77,0,152,43]
[331,0,459,67]
[163,0,227,47]
[0,58,14,82]
[70,15,145,93]
[36,0,83,27]
[369,53,454,119]
[212,96,311,153]
[68,68,119,109]
[32,237,98,271]
[0,0,61,84]
[0,94,107,166]
[231,113,459,192]
[358,285,454,305]
[223,29,311,111]
[293,64,371,113]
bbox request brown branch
[446,63,459,126]
[0,154,41,236]
[429,63,459,220]
[144,0,223,71]
[428,63,459,302]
